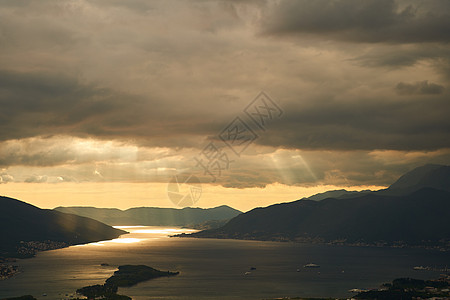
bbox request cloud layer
[0,0,448,190]
[262,0,450,43]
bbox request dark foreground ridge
[76,265,179,299]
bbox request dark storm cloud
[0,69,222,146]
[395,81,445,95]
[256,93,450,151]
[0,69,131,141]
[1,68,449,155]
[351,45,450,76]
[262,0,450,44]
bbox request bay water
[0,226,448,299]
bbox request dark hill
[192,188,450,247]
[189,164,450,248]
[54,205,241,226]
[0,196,126,255]
[303,189,371,201]
[302,164,450,201]
[385,164,450,195]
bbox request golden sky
[0,182,385,212]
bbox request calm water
[0,226,449,300]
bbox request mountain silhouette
[385,164,450,195]
[0,196,126,256]
[303,189,371,201]
[302,164,450,200]
[54,205,241,226]
[189,165,450,248]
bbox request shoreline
[175,233,450,252]
[0,233,129,281]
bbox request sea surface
[0,226,449,300]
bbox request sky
[0,0,449,211]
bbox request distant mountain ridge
[303,189,371,201]
[54,205,242,226]
[385,164,450,195]
[187,164,450,248]
[0,196,126,257]
[302,164,450,201]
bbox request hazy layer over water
[0,226,448,300]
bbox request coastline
[0,233,128,281]
[175,233,450,252]
[0,241,70,281]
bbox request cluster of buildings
[15,240,69,257]
[0,264,19,280]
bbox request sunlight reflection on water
[90,238,142,246]
[76,226,198,247]
[114,226,197,236]
[133,228,197,234]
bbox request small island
[76,265,179,299]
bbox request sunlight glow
[113,226,148,229]
[293,154,318,181]
[90,238,143,246]
[110,238,142,244]
[133,228,197,234]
